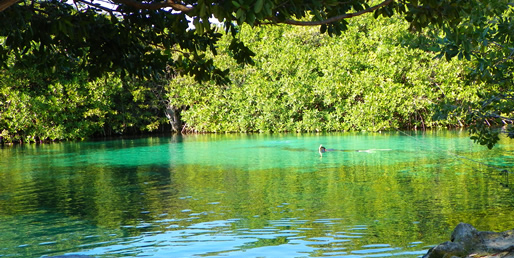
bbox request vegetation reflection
[0,133,513,257]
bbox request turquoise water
[1,131,513,257]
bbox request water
[1,130,513,258]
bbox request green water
[1,131,513,258]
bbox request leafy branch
[467,92,514,149]
[277,0,394,26]
[111,0,192,12]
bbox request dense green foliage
[0,0,513,145]
[0,69,166,143]
[0,0,497,81]
[169,17,484,133]
[0,0,230,81]
[430,4,514,148]
[0,14,507,142]
[1,0,510,84]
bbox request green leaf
[247,12,255,25]
[199,3,207,17]
[236,8,244,20]
[254,0,264,13]
[320,24,327,34]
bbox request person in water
[319,144,331,157]
[319,144,360,156]
[319,144,391,157]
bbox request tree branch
[76,0,117,14]
[279,0,394,26]
[111,0,192,12]
[0,0,20,12]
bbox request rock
[451,222,479,252]
[477,229,514,253]
[424,223,514,258]
[424,241,467,258]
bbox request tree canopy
[1,0,510,80]
[0,0,513,147]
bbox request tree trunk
[165,105,182,133]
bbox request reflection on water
[1,131,514,257]
[70,218,427,258]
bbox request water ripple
[64,218,429,258]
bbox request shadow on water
[1,131,514,257]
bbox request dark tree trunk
[165,105,182,133]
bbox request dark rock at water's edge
[423,223,514,258]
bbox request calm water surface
[1,131,514,258]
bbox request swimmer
[319,144,330,157]
[319,144,391,157]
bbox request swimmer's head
[319,145,326,156]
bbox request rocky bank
[423,223,514,258]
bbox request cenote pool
[1,130,513,258]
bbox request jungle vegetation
[0,0,513,147]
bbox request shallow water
[1,131,513,258]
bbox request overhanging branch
[111,0,192,12]
[0,0,20,12]
[280,0,395,26]
[76,0,117,13]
